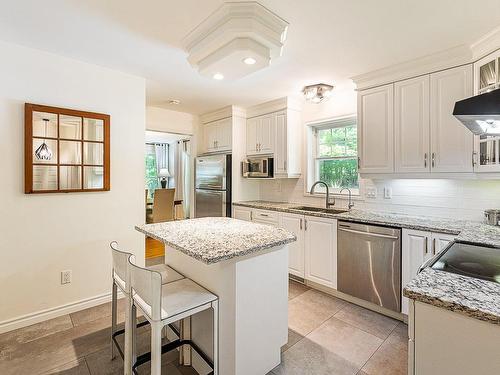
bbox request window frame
[306,115,359,196]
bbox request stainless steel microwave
[242,157,274,178]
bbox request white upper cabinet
[395,76,430,173]
[430,65,474,173]
[246,117,258,155]
[202,117,232,153]
[358,84,394,173]
[474,49,500,95]
[246,113,275,155]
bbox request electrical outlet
[384,187,393,199]
[61,270,72,284]
[365,187,377,198]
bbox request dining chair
[152,188,175,223]
[110,241,184,374]
[127,256,219,375]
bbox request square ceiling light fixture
[182,2,288,81]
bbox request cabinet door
[257,114,275,154]
[281,213,305,278]
[232,207,252,221]
[395,76,430,173]
[274,111,287,176]
[304,217,337,288]
[216,118,232,151]
[430,65,474,172]
[246,118,258,155]
[402,229,432,315]
[204,122,218,153]
[358,84,394,173]
[431,232,456,256]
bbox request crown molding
[200,105,246,123]
[470,26,500,60]
[246,96,302,118]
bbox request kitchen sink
[291,206,348,214]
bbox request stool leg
[151,321,163,375]
[212,301,219,375]
[111,281,117,360]
[179,317,192,366]
[124,298,134,375]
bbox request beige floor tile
[357,371,369,375]
[272,336,359,375]
[0,315,73,349]
[334,303,399,340]
[70,298,127,327]
[307,317,383,368]
[41,358,90,375]
[281,328,304,353]
[361,322,408,375]
[288,289,346,336]
[288,280,309,300]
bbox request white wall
[259,86,500,221]
[0,41,146,331]
[146,106,198,135]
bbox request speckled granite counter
[136,217,296,264]
[404,268,500,324]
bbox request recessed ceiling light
[243,57,257,65]
[213,73,224,80]
[167,99,181,105]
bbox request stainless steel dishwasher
[337,221,401,312]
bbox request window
[308,116,359,194]
[145,143,169,198]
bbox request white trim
[0,291,124,334]
[246,96,302,118]
[470,26,500,60]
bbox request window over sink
[307,115,359,195]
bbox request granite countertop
[404,268,500,324]
[136,217,296,264]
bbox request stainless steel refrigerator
[195,154,232,218]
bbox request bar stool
[127,256,219,375]
[109,242,184,374]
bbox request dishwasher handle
[338,227,399,240]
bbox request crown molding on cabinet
[470,26,500,60]
[246,96,302,118]
[200,105,246,124]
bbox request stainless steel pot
[484,209,500,226]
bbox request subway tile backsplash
[258,177,500,222]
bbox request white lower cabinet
[232,206,252,221]
[402,229,456,314]
[280,213,305,278]
[304,216,338,289]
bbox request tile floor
[0,274,407,375]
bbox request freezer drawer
[337,221,401,312]
[195,189,227,218]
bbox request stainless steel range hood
[453,88,500,135]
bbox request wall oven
[242,157,274,178]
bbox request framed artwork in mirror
[25,103,110,193]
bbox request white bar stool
[127,256,219,375]
[110,242,184,374]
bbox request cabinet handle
[304,219,307,231]
[256,143,258,151]
[250,211,253,220]
[433,238,436,255]
[431,153,435,168]
[357,157,361,169]
[472,151,477,167]
[284,160,287,171]
[424,237,428,254]
[259,213,269,217]
[299,218,302,230]
[424,153,427,168]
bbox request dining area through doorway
[144,130,192,259]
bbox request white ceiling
[1,0,499,114]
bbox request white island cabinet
[136,217,296,375]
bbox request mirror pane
[84,166,104,189]
[59,115,82,140]
[83,142,103,165]
[59,140,82,164]
[33,138,57,164]
[33,165,57,191]
[83,118,104,141]
[59,166,81,190]
[33,111,57,138]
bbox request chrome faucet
[340,187,354,210]
[310,181,335,208]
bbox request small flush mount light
[213,73,224,80]
[243,57,257,65]
[303,83,334,103]
[167,99,181,105]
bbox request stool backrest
[110,241,134,292]
[128,258,163,321]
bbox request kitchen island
[136,217,296,375]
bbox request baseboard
[0,290,125,334]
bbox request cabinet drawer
[252,209,279,225]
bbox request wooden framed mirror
[25,103,110,193]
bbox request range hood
[453,88,500,135]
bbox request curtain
[154,143,168,185]
[172,139,191,218]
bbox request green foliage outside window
[145,153,158,198]
[316,125,358,190]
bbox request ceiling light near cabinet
[243,57,257,65]
[303,83,334,103]
[213,73,224,80]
